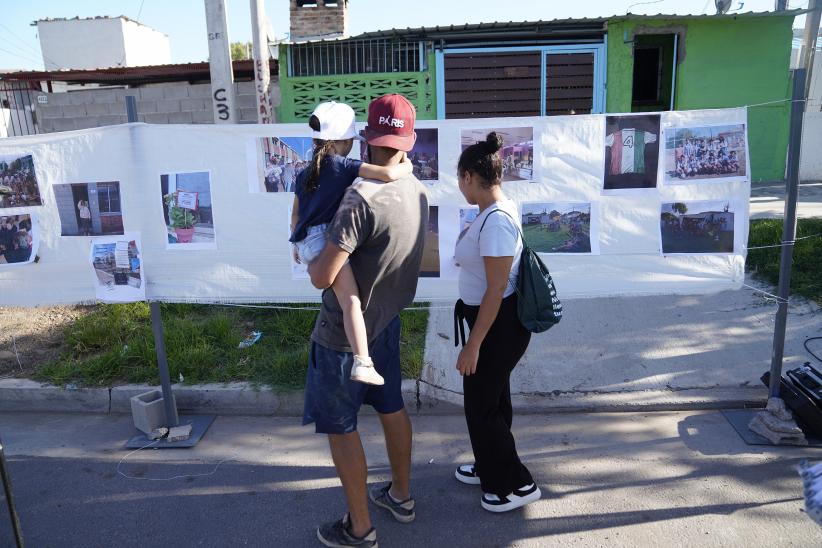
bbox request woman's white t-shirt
[78,202,91,219]
[454,199,522,306]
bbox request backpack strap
[479,206,523,238]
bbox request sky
[0,0,811,71]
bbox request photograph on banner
[0,153,42,208]
[0,213,38,265]
[521,202,593,253]
[160,171,216,249]
[664,124,747,183]
[54,182,124,236]
[604,114,660,191]
[660,201,735,254]
[90,234,144,302]
[255,136,312,193]
[420,205,440,277]
[361,128,439,182]
[461,127,534,181]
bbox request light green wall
[607,16,795,182]
[277,46,437,123]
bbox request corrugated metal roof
[296,10,805,44]
[0,59,278,85]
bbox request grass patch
[34,303,429,388]
[747,218,822,303]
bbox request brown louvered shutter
[443,52,541,118]
[545,53,595,116]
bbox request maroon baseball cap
[363,94,417,152]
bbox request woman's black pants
[455,294,534,497]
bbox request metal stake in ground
[0,435,24,548]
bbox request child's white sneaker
[351,355,384,386]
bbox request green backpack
[480,208,563,333]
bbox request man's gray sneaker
[368,482,415,523]
[316,514,377,547]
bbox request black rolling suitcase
[761,363,822,438]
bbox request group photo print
[0,152,42,208]
[0,213,37,265]
[664,124,748,182]
[256,136,312,193]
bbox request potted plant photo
[163,193,197,243]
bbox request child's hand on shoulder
[398,153,413,176]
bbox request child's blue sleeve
[341,157,363,182]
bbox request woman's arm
[358,154,412,182]
[456,254,514,376]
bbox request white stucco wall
[800,53,822,182]
[37,18,169,71]
[121,19,171,67]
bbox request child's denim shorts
[295,223,328,264]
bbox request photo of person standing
[77,199,92,236]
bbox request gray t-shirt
[311,174,429,352]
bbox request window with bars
[97,183,121,214]
[289,39,423,77]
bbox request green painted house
[277,11,799,182]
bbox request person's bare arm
[456,255,514,376]
[358,153,412,182]
[308,243,350,289]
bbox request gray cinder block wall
[35,79,281,132]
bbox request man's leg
[328,431,373,539]
[378,407,412,500]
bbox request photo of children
[604,115,660,190]
[664,124,747,182]
[90,236,144,302]
[259,137,312,193]
[660,201,735,254]
[461,127,534,181]
[420,205,440,277]
[54,182,124,236]
[0,153,42,208]
[160,171,216,248]
[0,214,37,265]
[361,128,439,181]
[522,202,592,253]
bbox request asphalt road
[0,411,820,547]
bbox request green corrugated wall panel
[277,46,437,123]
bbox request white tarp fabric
[0,108,750,306]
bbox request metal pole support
[125,95,178,428]
[0,436,24,548]
[767,68,807,398]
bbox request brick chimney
[290,0,349,42]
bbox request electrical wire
[116,438,236,481]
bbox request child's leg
[330,262,370,359]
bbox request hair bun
[484,132,504,153]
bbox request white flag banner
[0,108,751,306]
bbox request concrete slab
[750,181,822,219]
[422,275,821,409]
[0,379,109,413]
[0,411,819,547]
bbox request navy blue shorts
[302,316,404,434]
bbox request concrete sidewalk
[750,181,822,219]
[0,411,820,547]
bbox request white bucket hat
[310,101,358,141]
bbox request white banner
[0,108,751,306]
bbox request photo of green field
[521,203,592,253]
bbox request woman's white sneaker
[454,464,481,485]
[481,483,541,513]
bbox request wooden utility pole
[250,0,273,123]
[204,0,238,124]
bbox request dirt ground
[0,305,91,378]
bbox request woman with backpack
[452,131,541,513]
